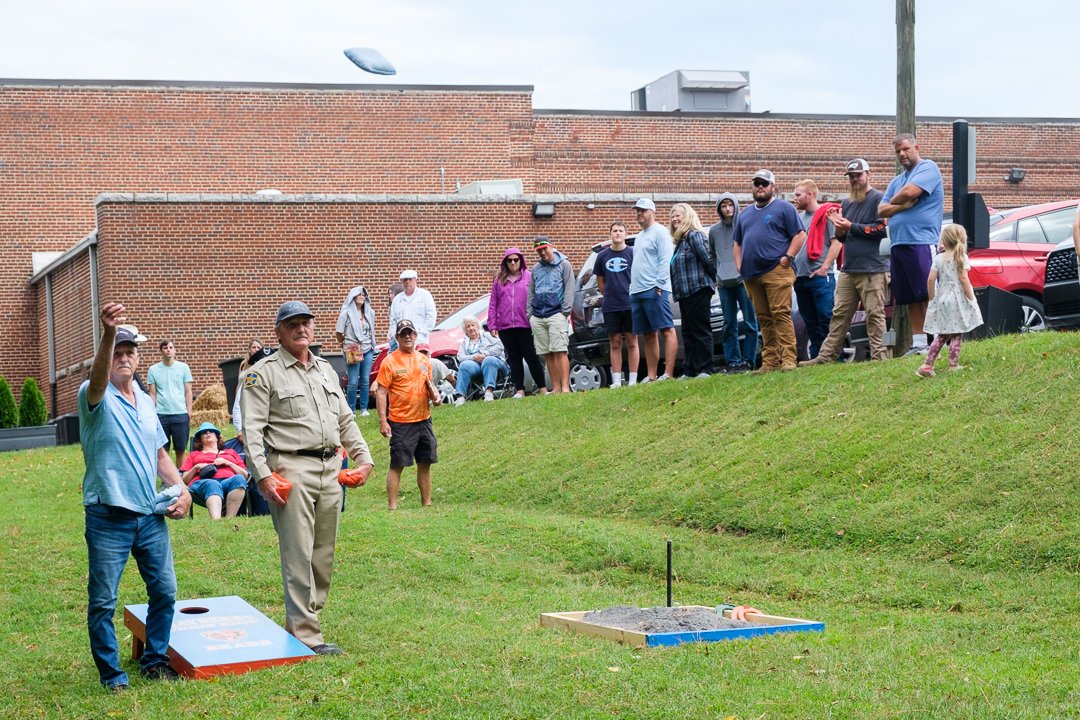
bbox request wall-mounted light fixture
[1006,168,1026,184]
[532,202,556,218]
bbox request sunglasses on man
[752,179,772,188]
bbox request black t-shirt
[594,246,634,312]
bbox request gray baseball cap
[275,300,314,326]
[752,169,776,184]
[633,198,656,211]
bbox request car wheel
[569,363,607,392]
[1020,296,1046,333]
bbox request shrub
[18,378,48,427]
[0,376,17,429]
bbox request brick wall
[9,80,1080,410]
[5,82,536,394]
[533,112,1080,206]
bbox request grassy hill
[0,331,1077,719]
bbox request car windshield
[435,295,491,331]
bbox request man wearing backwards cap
[802,159,891,365]
[388,269,437,348]
[376,319,443,509]
[78,301,192,691]
[242,300,375,656]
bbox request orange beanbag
[338,468,367,488]
[269,472,293,504]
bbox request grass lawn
[1,331,1078,719]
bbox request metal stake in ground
[666,539,673,607]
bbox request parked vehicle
[1042,238,1080,329]
[968,199,1080,332]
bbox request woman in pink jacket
[487,247,548,397]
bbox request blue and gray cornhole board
[541,606,824,647]
[124,596,314,678]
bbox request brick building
[5,78,1080,415]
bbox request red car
[970,199,1080,331]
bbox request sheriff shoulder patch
[244,371,259,388]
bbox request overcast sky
[3,0,1078,118]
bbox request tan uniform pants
[818,272,889,362]
[743,264,797,370]
[267,451,342,648]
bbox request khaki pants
[818,272,889,361]
[743,264,797,370]
[267,451,342,647]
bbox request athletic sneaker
[360,410,370,417]
[916,364,936,378]
[512,391,525,399]
[453,395,466,407]
[483,389,494,402]
[903,345,929,357]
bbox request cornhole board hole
[124,595,315,678]
[541,606,824,648]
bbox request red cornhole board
[123,595,315,679]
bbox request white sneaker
[484,389,494,402]
[512,391,525,399]
[360,410,370,417]
[453,395,466,407]
[657,374,673,382]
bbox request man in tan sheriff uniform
[242,300,374,656]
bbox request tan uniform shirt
[241,348,373,481]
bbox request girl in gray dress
[917,224,983,377]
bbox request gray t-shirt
[839,189,890,274]
[794,209,835,277]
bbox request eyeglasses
[752,179,771,188]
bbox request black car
[1042,239,1080,329]
[567,236,792,390]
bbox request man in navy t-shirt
[879,133,944,355]
[593,221,639,387]
[733,169,807,372]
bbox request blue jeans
[456,356,509,396]
[794,274,836,359]
[346,348,374,411]
[719,284,758,367]
[85,505,176,687]
[188,474,247,504]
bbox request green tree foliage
[0,376,17,429]
[18,378,48,427]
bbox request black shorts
[603,308,634,335]
[389,418,438,468]
[158,413,190,453]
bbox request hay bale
[190,384,229,429]
[190,408,229,429]
[193,384,227,412]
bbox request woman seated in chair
[453,316,510,404]
[179,422,248,519]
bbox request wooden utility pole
[893,0,916,356]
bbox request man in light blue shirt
[79,303,191,691]
[147,339,193,467]
[880,133,944,354]
[628,198,677,382]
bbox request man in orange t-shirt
[376,319,442,510]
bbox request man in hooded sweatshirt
[709,194,759,373]
[527,235,575,393]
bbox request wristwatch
[783,254,795,263]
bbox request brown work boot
[798,355,830,368]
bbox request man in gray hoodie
[528,235,576,393]
[709,194,758,372]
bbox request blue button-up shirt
[78,379,167,514]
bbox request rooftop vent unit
[631,70,751,113]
